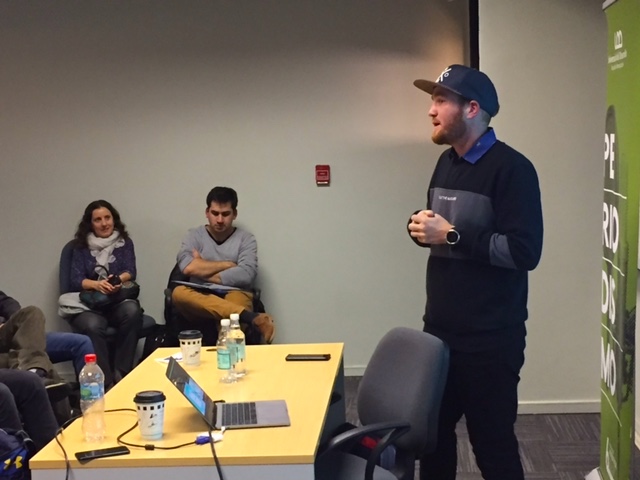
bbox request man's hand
[408,210,453,245]
[184,249,237,278]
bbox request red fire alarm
[315,164,330,186]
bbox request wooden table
[31,343,345,480]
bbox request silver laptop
[165,356,290,430]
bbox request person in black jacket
[0,368,58,451]
[408,65,543,480]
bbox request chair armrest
[320,421,411,480]
[322,421,410,454]
[164,288,173,322]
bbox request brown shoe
[252,313,275,344]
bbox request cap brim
[413,79,438,94]
[413,79,463,98]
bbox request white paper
[156,352,183,363]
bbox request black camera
[107,275,122,286]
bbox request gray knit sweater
[176,226,257,290]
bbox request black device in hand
[75,446,130,464]
[107,275,122,286]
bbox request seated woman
[67,200,142,388]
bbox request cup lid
[134,390,166,404]
[178,329,203,340]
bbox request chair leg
[51,397,72,427]
[140,327,160,361]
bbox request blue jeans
[45,332,94,378]
[68,299,142,387]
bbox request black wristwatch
[446,228,460,246]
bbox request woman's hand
[93,279,119,294]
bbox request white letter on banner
[601,337,616,396]
[609,274,616,324]
[610,204,619,254]
[602,270,609,315]
[601,271,616,323]
[603,202,610,248]
[603,203,619,254]
[605,133,615,179]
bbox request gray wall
[480,0,606,412]
[0,1,467,373]
[0,0,608,412]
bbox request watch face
[446,229,459,245]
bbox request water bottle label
[236,343,246,362]
[229,343,238,366]
[80,382,104,401]
[217,350,231,370]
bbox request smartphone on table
[75,446,130,464]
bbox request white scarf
[87,231,124,277]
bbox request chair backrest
[166,263,189,288]
[357,327,449,455]
[59,240,76,295]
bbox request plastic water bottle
[229,313,246,377]
[217,319,237,383]
[79,353,106,442]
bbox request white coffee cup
[134,390,166,440]
[179,330,203,366]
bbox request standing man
[408,65,543,479]
[172,186,275,343]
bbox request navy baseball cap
[414,64,500,117]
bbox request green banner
[598,1,640,479]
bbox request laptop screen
[184,378,206,415]
[166,357,216,426]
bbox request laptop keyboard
[222,402,258,426]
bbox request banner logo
[608,32,628,70]
[614,30,624,50]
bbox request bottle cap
[230,313,240,321]
[221,319,230,326]
[85,353,97,363]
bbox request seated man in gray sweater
[172,186,275,343]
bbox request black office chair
[315,327,449,480]
[164,263,265,346]
[59,240,159,361]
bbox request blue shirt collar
[450,128,497,164]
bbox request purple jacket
[70,238,137,292]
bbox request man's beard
[431,113,467,146]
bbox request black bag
[0,428,35,480]
[79,266,140,311]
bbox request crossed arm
[182,250,236,284]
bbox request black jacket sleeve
[0,291,21,324]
